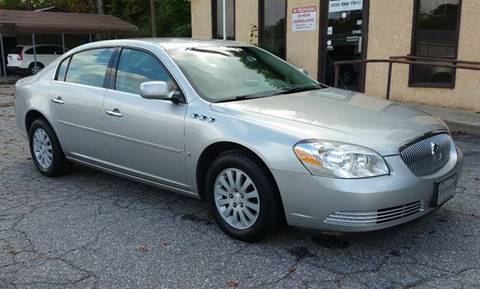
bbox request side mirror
[140,81,184,104]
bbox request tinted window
[411,0,461,86]
[25,46,61,55]
[115,49,173,95]
[56,46,65,54]
[10,46,23,54]
[65,48,114,88]
[259,0,286,59]
[37,46,55,54]
[212,0,235,40]
[55,57,70,81]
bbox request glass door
[322,0,367,92]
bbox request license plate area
[431,174,457,207]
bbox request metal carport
[0,9,138,79]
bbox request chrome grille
[324,201,424,226]
[400,133,452,176]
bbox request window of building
[115,48,174,95]
[410,0,462,87]
[259,0,286,59]
[65,48,115,88]
[212,0,235,40]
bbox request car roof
[138,38,253,49]
[74,38,254,50]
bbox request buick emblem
[431,142,442,161]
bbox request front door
[102,48,188,190]
[321,0,368,92]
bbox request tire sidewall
[29,119,65,177]
[205,151,280,241]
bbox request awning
[0,9,138,34]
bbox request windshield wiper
[215,95,261,103]
[274,85,325,95]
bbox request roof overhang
[0,9,138,35]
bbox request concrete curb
[445,120,480,136]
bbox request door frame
[317,0,370,92]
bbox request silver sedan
[14,39,463,241]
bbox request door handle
[51,97,64,104]
[106,108,123,118]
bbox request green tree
[0,0,192,37]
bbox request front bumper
[272,145,463,232]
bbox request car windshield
[167,46,323,103]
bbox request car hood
[211,88,447,155]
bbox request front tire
[205,151,282,242]
[29,119,72,177]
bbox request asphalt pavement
[1,87,480,289]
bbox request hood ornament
[431,142,442,161]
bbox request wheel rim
[32,128,53,169]
[31,65,42,74]
[214,168,260,230]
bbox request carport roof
[0,9,138,34]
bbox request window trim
[54,56,71,81]
[258,0,287,60]
[54,46,117,89]
[408,0,463,89]
[109,46,186,103]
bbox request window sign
[329,0,363,13]
[292,6,317,32]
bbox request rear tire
[28,119,72,177]
[28,62,44,75]
[205,151,281,242]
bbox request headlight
[293,140,389,178]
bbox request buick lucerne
[14,39,463,241]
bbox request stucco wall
[191,0,212,39]
[286,0,320,79]
[235,0,258,44]
[365,0,480,112]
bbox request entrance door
[320,0,368,92]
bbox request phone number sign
[329,0,363,12]
[292,6,317,32]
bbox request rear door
[48,47,116,164]
[102,47,188,189]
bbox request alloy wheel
[214,168,260,230]
[32,128,53,169]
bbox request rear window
[65,48,115,88]
[10,46,23,54]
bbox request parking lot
[1,86,479,289]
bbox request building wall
[190,0,479,111]
[191,0,212,39]
[365,0,480,112]
[286,0,320,79]
[235,0,258,44]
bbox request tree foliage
[0,0,192,37]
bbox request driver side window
[115,48,176,95]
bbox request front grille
[324,201,424,226]
[400,133,452,176]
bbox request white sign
[292,6,317,32]
[329,0,363,13]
